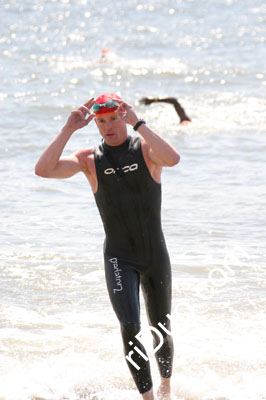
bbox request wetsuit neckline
[102,136,130,153]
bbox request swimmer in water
[99,48,117,64]
[100,48,110,62]
[140,96,191,125]
[35,93,180,400]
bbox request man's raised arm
[35,98,95,179]
[117,99,180,167]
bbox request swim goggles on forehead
[93,100,117,111]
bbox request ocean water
[1,0,266,399]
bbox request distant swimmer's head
[101,48,110,57]
[93,93,121,117]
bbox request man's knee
[120,321,141,342]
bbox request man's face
[95,112,127,146]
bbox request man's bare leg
[157,377,172,400]
[142,388,155,400]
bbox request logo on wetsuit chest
[104,163,138,175]
[109,257,123,294]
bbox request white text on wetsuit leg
[125,314,173,370]
[109,258,123,294]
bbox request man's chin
[104,134,127,146]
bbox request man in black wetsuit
[35,93,180,400]
[140,97,191,125]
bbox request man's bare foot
[157,377,172,400]
[141,388,155,400]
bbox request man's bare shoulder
[75,147,94,158]
[74,147,95,172]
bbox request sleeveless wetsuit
[94,135,173,394]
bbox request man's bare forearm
[137,123,180,167]
[35,126,74,177]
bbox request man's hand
[115,99,139,127]
[64,98,95,133]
